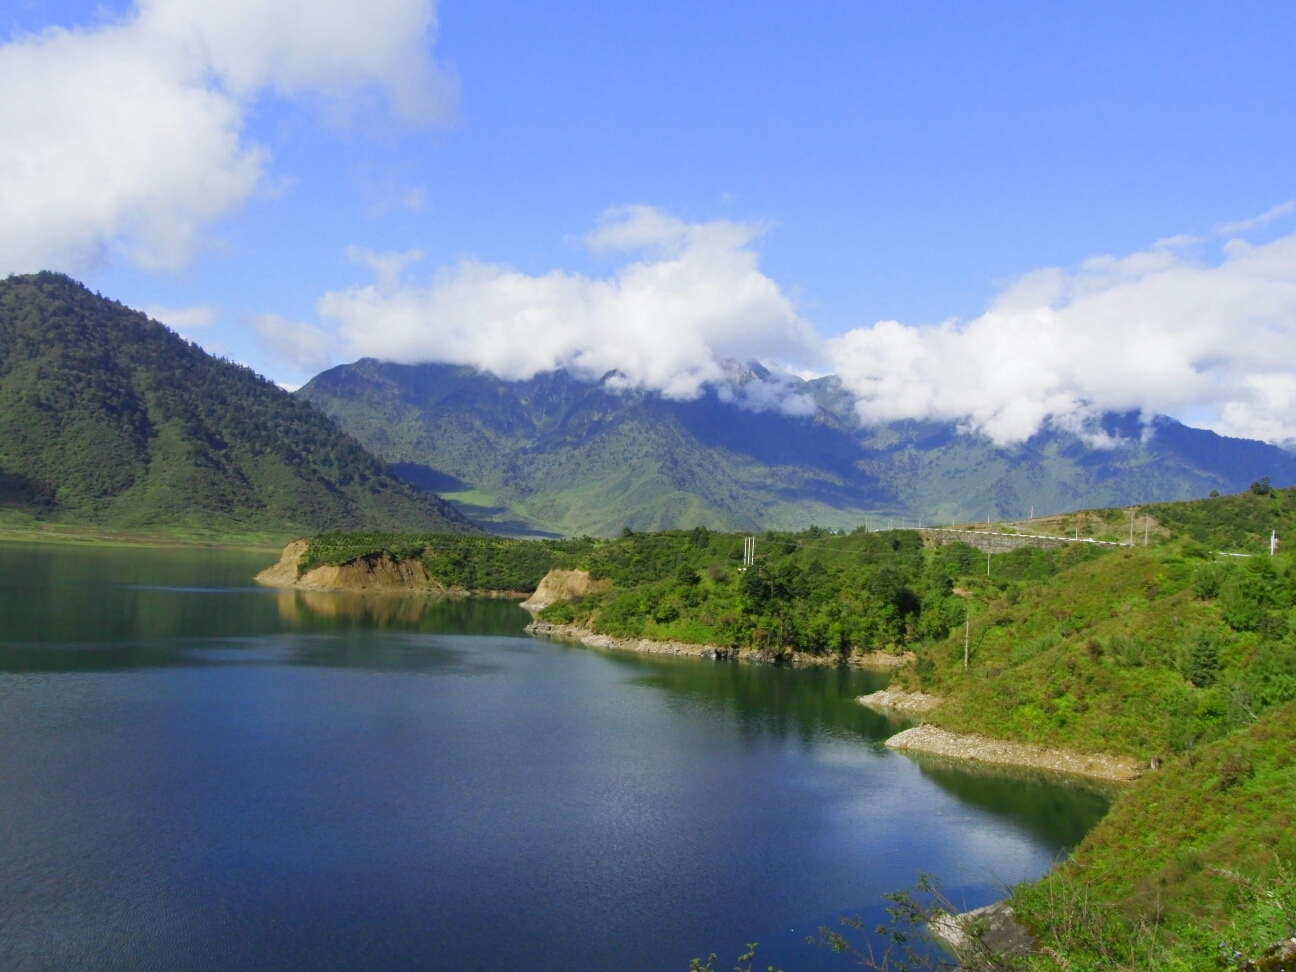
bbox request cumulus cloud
[830,229,1296,445]
[319,206,1296,444]
[320,206,820,404]
[0,0,453,274]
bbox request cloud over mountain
[832,230,1296,445]
[0,0,454,274]
[324,207,1296,446]
[321,206,820,404]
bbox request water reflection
[274,588,531,635]
[910,754,1115,849]
[0,542,531,656]
[623,652,904,744]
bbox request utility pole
[964,615,970,671]
[1144,516,1149,547]
[1271,530,1278,556]
[1029,505,1034,521]
[1130,510,1135,546]
[986,550,991,576]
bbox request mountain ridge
[299,358,1296,537]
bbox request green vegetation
[894,532,1296,761]
[1006,701,1296,972]
[298,357,1296,537]
[1145,483,1296,554]
[300,524,968,649]
[814,492,1296,971]
[301,531,596,591]
[0,273,472,541]
[541,525,968,655]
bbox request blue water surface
[0,544,1108,971]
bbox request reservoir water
[0,544,1109,971]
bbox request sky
[4,0,1296,444]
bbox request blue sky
[4,0,1296,442]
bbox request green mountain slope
[0,273,473,541]
[299,359,1296,537]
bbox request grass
[0,510,288,548]
[1008,702,1296,971]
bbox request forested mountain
[299,358,1296,537]
[0,274,472,539]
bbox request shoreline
[0,529,285,550]
[525,620,914,670]
[884,723,1145,783]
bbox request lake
[0,543,1109,971]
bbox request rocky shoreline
[857,688,945,714]
[885,723,1145,782]
[524,620,914,670]
[254,540,528,598]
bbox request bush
[1181,629,1221,688]
[1194,562,1231,600]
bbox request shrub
[1194,562,1231,599]
[1181,629,1221,688]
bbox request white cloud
[144,303,218,333]
[345,246,427,283]
[320,207,820,405]
[316,206,1296,445]
[252,313,334,371]
[0,0,453,275]
[1216,201,1296,237]
[830,232,1296,445]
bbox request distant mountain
[299,359,1296,537]
[0,274,473,539]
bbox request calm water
[0,544,1109,972]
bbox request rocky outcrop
[520,569,611,610]
[857,688,945,714]
[294,554,447,593]
[255,543,446,593]
[885,724,1144,782]
[255,539,310,587]
[526,620,914,669]
[254,540,534,596]
[929,900,1034,962]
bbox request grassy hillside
[298,359,1296,536]
[1007,703,1296,972]
[0,273,473,541]
[877,491,1296,970]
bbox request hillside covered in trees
[0,274,472,541]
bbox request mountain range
[0,274,471,540]
[299,358,1296,536]
[4,273,1293,541]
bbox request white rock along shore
[525,620,914,670]
[885,723,1145,782]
